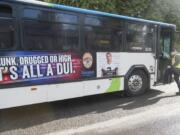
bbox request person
[101,52,118,77]
[171,52,180,94]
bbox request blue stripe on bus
[13,0,176,28]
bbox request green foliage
[144,0,180,26]
[143,0,180,51]
[115,0,151,17]
[42,0,151,16]
[43,0,116,13]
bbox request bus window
[24,9,79,24]
[0,19,14,50]
[160,29,172,58]
[23,20,55,50]
[0,4,12,17]
[85,26,122,51]
[85,16,123,28]
[23,8,80,51]
[127,31,145,51]
[23,21,79,51]
[56,24,79,51]
[85,26,109,51]
[55,13,78,24]
[126,23,154,52]
[84,16,123,52]
[85,17,102,26]
[23,9,48,21]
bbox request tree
[115,0,151,17]
[43,0,117,13]
[144,0,180,50]
[41,0,151,17]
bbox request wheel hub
[128,75,143,92]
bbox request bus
[0,0,176,109]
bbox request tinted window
[160,29,172,58]
[0,19,14,50]
[0,4,12,17]
[85,17,102,26]
[85,26,122,51]
[23,8,80,51]
[23,20,79,51]
[84,17,123,51]
[104,17,123,28]
[23,21,55,50]
[23,9,50,21]
[23,9,78,24]
[56,24,79,51]
[126,23,155,52]
[85,17,123,28]
[55,13,78,24]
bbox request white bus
[0,0,176,109]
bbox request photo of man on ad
[101,52,118,77]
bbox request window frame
[125,21,156,53]
[0,2,13,18]
[0,2,17,51]
[22,7,81,52]
[83,15,124,52]
[159,27,173,59]
[23,8,79,25]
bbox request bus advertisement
[0,0,176,109]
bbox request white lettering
[23,65,30,79]
[9,66,18,80]
[47,64,53,76]
[49,56,58,63]
[0,57,16,66]
[20,56,49,65]
[64,63,70,74]
[57,62,73,75]
[37,65,43,77]
[58,55,72,62]
[57,63,63,75]
[30,65,37,78]
[0,67,4,81]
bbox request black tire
[125,70,149,97]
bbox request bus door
[157,27,173,83]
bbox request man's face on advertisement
[106,53,112,64]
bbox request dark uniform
[102,67,118,77]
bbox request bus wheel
[125,70,148,96]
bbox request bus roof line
[7,0,176,28]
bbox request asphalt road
[0,83,180,135]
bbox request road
[0,83,180,135]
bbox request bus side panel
[119,53,155,75]
[0,86,47,109]
[83,77,124,96]
[119,53,156,87]
[47,78,123,102]
[48,82,83,102]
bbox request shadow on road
[0,89,177,133]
